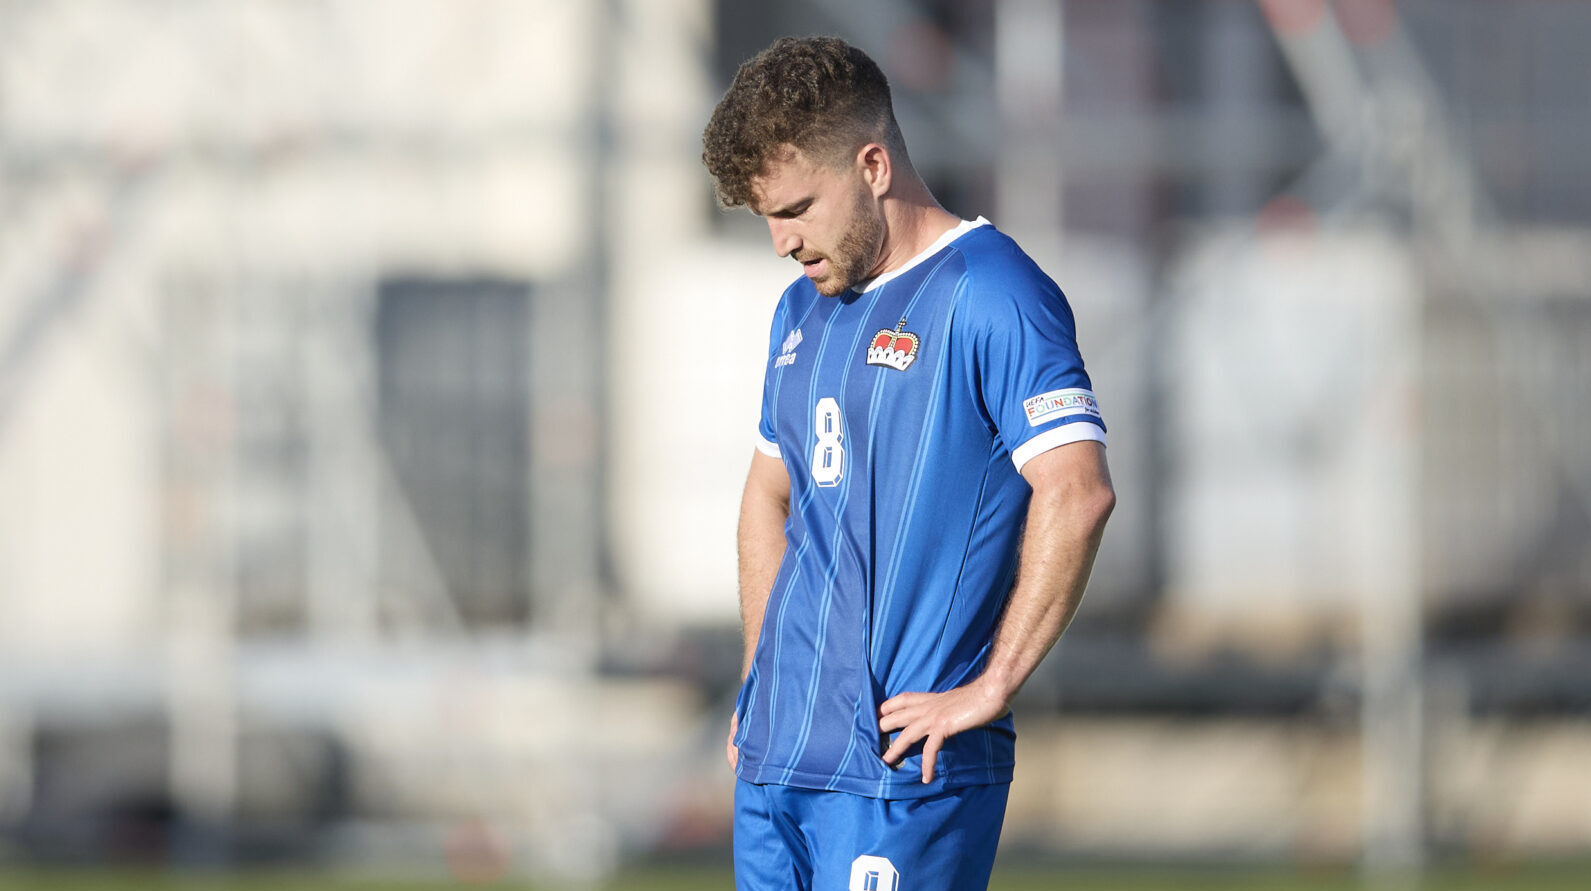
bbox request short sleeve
[756,301,789,458]
[757,371,780,456]
[966,270,1105,473]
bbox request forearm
[736,454,790,679]
[979,444,1115,702]
[980,487,1112,700]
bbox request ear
[855,143,892,199]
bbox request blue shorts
[733,779,1010,891]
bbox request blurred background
[0,0,1588,887]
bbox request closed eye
[765,199,812,220]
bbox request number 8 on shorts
[849,855,899,891]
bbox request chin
[813,264,860,297]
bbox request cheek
[807,215,839,250]
[827,206,862,249]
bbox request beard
[811,201,885,297]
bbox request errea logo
[775,328,803,368]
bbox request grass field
[1,863,1588,891]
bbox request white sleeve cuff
[755,435,782,459]
[1011,422,1105,473]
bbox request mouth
[798,255,828,279]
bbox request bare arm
[879,439,1115,781]
[728,449,790,769]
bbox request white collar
[852,216,990,294]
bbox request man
[702,36,1115,891]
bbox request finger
[879,709,916,733]
[879,692,926,714]
[921,734,942,784]
[727,739,738,770]
[880,727,922,766]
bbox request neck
[867,179,960,280]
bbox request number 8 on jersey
[812,396,845,487]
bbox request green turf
[0,863,1586,890]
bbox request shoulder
[775,274,811,308]
[764,277,814,353]
[948,226,1069,328]
[952,223,1040,270]
[767,276,816,326]
[772,275,821,318]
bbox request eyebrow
[757,197,813,218]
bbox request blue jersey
[733,219,1106,799]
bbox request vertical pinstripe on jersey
[784,253,958,785]
[778,284,889,785]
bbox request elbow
[1039,476,1115,534]
[1064,471,1114,534]
[1087,481,1116,531]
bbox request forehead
[749,147,843,213]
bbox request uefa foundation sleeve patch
[1023,388,1101,427]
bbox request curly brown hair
[702,36,907,208]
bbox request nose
[768,218,801,258]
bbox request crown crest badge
[865,319,920,372]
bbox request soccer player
[702,37,1115,891]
